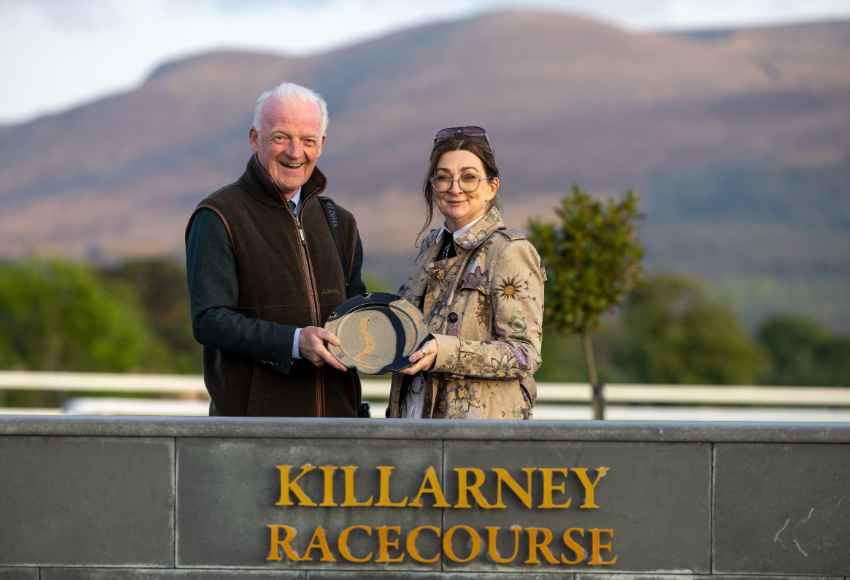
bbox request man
[186,82,366,416]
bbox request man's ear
[249,127,259,153]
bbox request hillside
[0,10,848,328]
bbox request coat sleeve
[431,239,544,379]
[186,208,298,372]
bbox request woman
[387,126,545,419]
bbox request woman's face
[433,149,500,231]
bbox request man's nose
[285,139,303,158]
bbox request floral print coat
[387,207,545,419]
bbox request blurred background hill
[1,6,849,392]
[1,10,848,333]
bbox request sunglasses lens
[434,126,488,143]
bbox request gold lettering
[492,467,535,509]
[338,525,373,563]
[443,524,482,564]
[341,465,374,507]
[485,526,522,564]
[375,465,408,507]
[524,527,559,565]
[538,467,571,509]
[302,526,335,562]
[560,527,587,565]
[266,524,301,562]
[275,464,316,507]
[589,528,618,566]
[409,466,450,508]
[406,525,441,564]
[454,467,495,509]
[319,465,338,507]
[376,525,405,563]
[573,467,609,509]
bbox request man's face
[249,97,325,198]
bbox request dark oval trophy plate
[324,293,430,374]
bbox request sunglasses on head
[433,126,492,150]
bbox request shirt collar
[442,212,488,242]
[288,188,302,210]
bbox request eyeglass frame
[428,171,493,194]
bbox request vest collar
[243,154,327,207]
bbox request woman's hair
[418,136,501,243]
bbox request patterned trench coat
[387,206,545,419]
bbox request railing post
[592,381,606,420]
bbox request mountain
[1,10,849,329]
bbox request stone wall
[1,417,848,579]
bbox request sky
[2,0,850,124]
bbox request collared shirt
[436,213,489,261]
[442,212,488,240]
[288,188,302,213]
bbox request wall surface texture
[1,417,848,579]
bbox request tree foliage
[0,260,158,371]
[757,314,850,386]
[100,257,200,372]
[529,186,643,335]
[614,274,768,384]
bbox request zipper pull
[299,226,306,242]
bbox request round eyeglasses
[429,173,484,193]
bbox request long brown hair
[417,137,501,244]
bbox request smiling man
[185,82,366,417]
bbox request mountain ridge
[1,10,848,328]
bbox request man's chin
[273,176,306,195]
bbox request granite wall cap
[2,416,850,443]
[41,571,306,580]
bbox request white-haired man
[186,82,366,416]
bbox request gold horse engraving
[353,316,375,362]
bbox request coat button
[447,312,459,323]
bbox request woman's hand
[401,339,437,375]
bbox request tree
[529,186,643,419]
[100,257,200,373]
[757,314,850,386]
[0,260,160,372]
[616,274,768,384]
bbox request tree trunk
[582,331,605,420]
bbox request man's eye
[272,135,287,144]
[304,140,316,147]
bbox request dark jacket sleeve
[186,208,297,373]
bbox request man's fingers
[299,327,345,369]
[314,328,340,346]
[315,343,348,372]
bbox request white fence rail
[2,371,850,420]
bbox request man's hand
[401,339,437,375]
[299,326,347,372]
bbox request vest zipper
[291,209,326,416]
